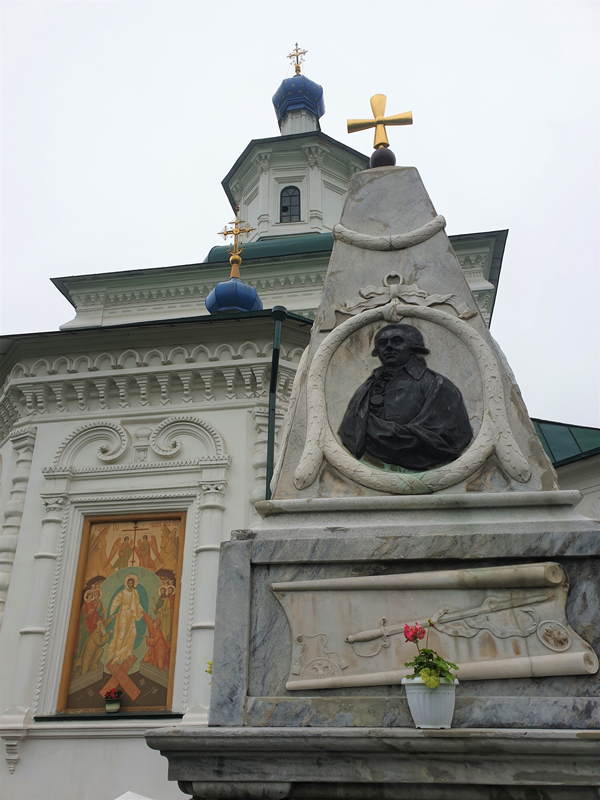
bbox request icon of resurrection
[338,324,473,471]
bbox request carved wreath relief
[293,271,531,495]
[291,633,348,680]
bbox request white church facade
[0,66,598,800]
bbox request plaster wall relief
[271,563,599,691]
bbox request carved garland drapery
[332,215,446,251]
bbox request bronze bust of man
[338,324,473,470]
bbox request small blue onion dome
[205,277,263,314]
[272,75,325,124]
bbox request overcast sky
[1,0,599,427]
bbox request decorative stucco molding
[52,421,129,468]
[6,343,305,380]
[150,416,227,459]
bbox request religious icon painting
[57,513,185,714]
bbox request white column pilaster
[0,427,37,628]
[302,145,327,231]
[0,491,68,771]
[5,494,67,719]
[254,151,272,238]
[181,480,227,724]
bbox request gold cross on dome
[287,42,307,75]
[348,94,413,149]
[218,207,256,278]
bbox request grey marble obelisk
[147,166,600,800]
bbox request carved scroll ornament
[294,286,531,495]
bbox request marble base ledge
[251,491,600,538]
[146,726,600,799]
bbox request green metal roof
[204,230,507,308]
[532,418,600,467]
[204,232,335,263]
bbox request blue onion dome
[205,277,263,314]
[272,74,325,125]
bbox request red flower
[404,623,426,643]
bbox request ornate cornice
[7,345,304,380]
[0,356,298,437]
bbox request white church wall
[52,234,499,332]
[0,735,182,800]
[0,320,303,798]
[556,455,600,520]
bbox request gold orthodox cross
[347,94,413,149]
[287,42,307,75]
[218,207,256,279]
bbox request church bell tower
[221,46,368,242]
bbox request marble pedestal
[146,727,600,800]
[146,491,600,798]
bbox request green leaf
[420,667,440,689]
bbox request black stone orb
[370,147,397,168]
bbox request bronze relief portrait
[338,324,473,470]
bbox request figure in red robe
[142,613,170,672]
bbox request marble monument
[147,124,600,800]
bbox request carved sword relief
[345,593,554,658]
[271,562,598,691]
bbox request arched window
[280,186,300,223]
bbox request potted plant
[103,687,122,714]
[401,620,459,729]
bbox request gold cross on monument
[347,94,413,149]
[287,42,307,75]
[218,207,256,279]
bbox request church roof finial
[287,42,308,76]
[205,208,262,315]
[272,45,324,131]
[217,206,256,279]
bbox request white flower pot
[401,676,458,729]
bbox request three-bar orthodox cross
[218,207,256,279]
[287,42,307,75]
[120,520,150,567]
[347,94,413,150]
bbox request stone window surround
[0,417,230,771]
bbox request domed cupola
[272,44,325,135]
[205,278,262,314]
[205,208,263,314]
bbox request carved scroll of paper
[271,562,599,691]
